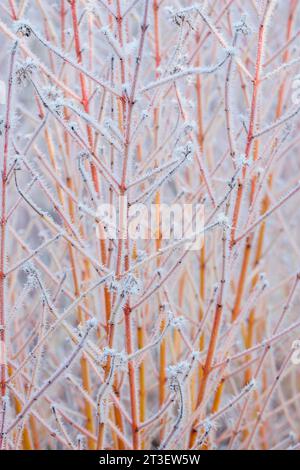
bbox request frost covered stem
[159,377,184,450]
[69,0,101,198]
[0,41,18,449]
[141,53,230,93]
[119,1,149,451]
[121,0,149,186]
[245,350,293,449]
[190,223,229,445]
[4,323,94,435]
[230,1,274,245]
[234,182,300,245]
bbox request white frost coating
[0,0,298,452]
